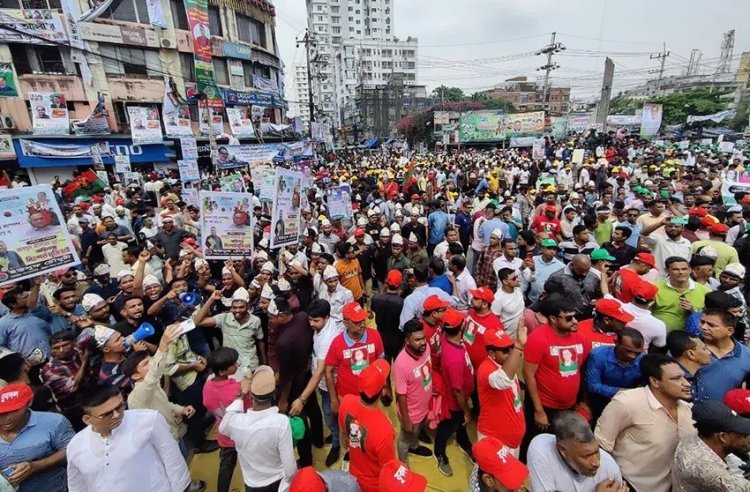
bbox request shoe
[408,445,432,457]
[436,455,453,477]
[459,444,476,464]
[418,429,432,444]
[187,480,206,492]
[313,439,325,449]
[325,434,333,445]
[194,441,219,454]
[325,446,341,467]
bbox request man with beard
[195,287,265,373]
[66,384,190,491]
[393,318,433,463]
[84,264,119,299]
[109,271,139,323]
[153,216,190,261]
[28,285,86,335]
[319,219,339,253]
[113,296,163,354]
[283,259,314,310]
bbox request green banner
[0,63,18,97]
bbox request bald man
[543,254,603,320]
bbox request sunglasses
[555,314,576,321]
[91,400,126,420]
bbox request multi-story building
[477,76,570,114]
[291,63,311,129]
[0,0,286,183]
[305,0,418,129]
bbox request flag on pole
[62,169,106,199]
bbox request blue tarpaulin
[365,138,380,149]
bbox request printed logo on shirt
[591,340,614,349]
[511,381,522,412]
[410,359,433,390]
[350,347,369,375]
[463,318,485,345]
[429,333,442,357]
[550,345,582,377]
[345,414,366,451]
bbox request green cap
[289,416,306,443]
[591,248,616,261]
[540,239,559,248]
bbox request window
[348,16,353,21]
[180,52,195,82]
[170,0,188,30]
[208,6,222,36]
[331,6,339,12]
[236,14,266,48]
[10,45,68,74]
[99,45,162,77]
[331,16,340,23]
[347,6,352,11]
[102,0,149,24]
[349,27,353,32]
[213,58,229,85]
[355,20,360,24]
[316,4,321,10]
[332,26,340,34]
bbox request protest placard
[199,191,254,259]
[270,168,303,248]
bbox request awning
[365,138,380,149]
[13,138,174,168]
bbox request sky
[272,0,750,103]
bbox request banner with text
[226,107,255,138]
[178,160,200,183]
[0,63,17,97]
[128,106,163,145]
[459,110,506,142]
[270,168,302,248]
[0,10,68,45]
[30,92,69,135]
[199,190,254,259]
[639,103,663,140]
[326,185,353,220]
[185,0,221,107]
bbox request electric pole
[296,29,317,137]
[650,43,670,95]
[536,32,565,113]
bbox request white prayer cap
[323,265,339,280]
[231,287,250,304]
[82,293,105,313]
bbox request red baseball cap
[183,237,197,246]
[378,459,428,491]
[741,196,750,205]
[634,252,656,268]
[709,223,730,235]
[354,228,365,237]
[358,359,390,398]
[386,269,403,288]
[423,294,450,312]
[0,383,33,413]
[724,389,750,415]
[342,302,368,323]
[411,193,420,200]
[544,205,557,213]
[290,467,325,492]
[442,307,467,328]
[470,287,495,304]
[700,216,718,228]
[631,279,659,302]
[594,298,634,323]
[687,207,709,217]
[485,329,515,349]
[472,437,529,490]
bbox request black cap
[692,400,750,434]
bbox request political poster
[180,137,199,160]
[607,115,641,126]
[181,187,199,209]
[639,103,662,140]
[0,135,13,160]
[123,172,142,186]
[0,185,80,286]
[326,185,353,220]
[29,92,69,135]
[252,75,279,95]
[567,113,594,133]
[0,10,68,45]
[73,92,111,136]
[213,144,290,170]
[572,149,585,165]
[96,170,109,186]
[178,160,200,184]
[549,116,567,139]
[700,138,713,147]
[185,0,221,107]
[127,106,163,145]
[259,167,275,203]
[163,79,193,137]
[459,110,506,142]
[270,168,303,248]
[719,141,735,153]
[226,107,255,138]
[434,111,450,125]
[199,106,223,135]
[219,173,246,193]
[250,164,269,193]
[502,112,545,138]
[532,138,545,160]
[0,63,17,97]
[114,155,131,173]
[199,190,254,259]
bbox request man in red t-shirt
[434,308,475,477]
[325,302,387,418]
[464,287,505,370]
[477,328,526,455]
[577,298,634,352]
[520,297,589,461]
[419,294,448,371]
[611,253,655,303]
[529,205,562,241]
[338,359,396,492]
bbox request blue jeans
[320,389,339,448]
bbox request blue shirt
[0,411,74,492]
[427,210,450,245]
[526,255,564,303]
[428,274,452,295]
[695,340,750,401]
[479,218,509,247]
[0,312,52,362]
[585,346,644,398]
[399,284,453,329]
[616,221,643,249]
[31,304,86,335]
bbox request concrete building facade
[477,76,571,114]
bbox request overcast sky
[272,0,750,103]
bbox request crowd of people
[1,130,750,491]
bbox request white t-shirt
[490,287,525,338]
[528,434,622,492]
[312,317,343,391]
[102,242,128,279]
[621,302,667,350]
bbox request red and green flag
[62,169,106,200]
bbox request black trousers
[519,395,573,462]
[172,372,209,448]
[245,480,281,492]
[217,447,237,492]
[434,409,472,458]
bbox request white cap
[179,250,188,258]
[311,243,323,254]
[82,293,105,313]
[255,250,269,261]
[357,217,367,226]
[367,208,378,217]
[380,227,391,237]
[267,298,279,316]
[490,228,504,239]
[723,262,746,279]
[194,258,209,270]
[289,259,303,269]
[408,232,419,243]
[392,234,404,245]
[277,277,291,291]
[231,287,250,303]
[698,245,718,259]
[260,283,274,300]
[321,218,331,227]
[221,267,232,276]
[261,261,275,273]
[94,325,115,348]
[323,265,339,280]
[258,237,270,249]
[117,270,134,281]
[250,279,261,290]
[728,205,743,213]
[93,264,110,276]
[143,275,161,288]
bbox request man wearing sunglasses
[520,296,588,462]
[67,384,190,492]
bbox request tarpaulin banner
[326,185,353,220]
[213,143,290,170]
[185,0,221,107]
[60,0,84,61]
[434,111,450,125]
[549,116,567,139]
[199,190,254,259]
[163,79,193,137]
[19,139,110,159]
[567,113,594,133]
[0,185,80,287]
[639,103,662,140]
[178,160,200,183]
[199,106,223,135]
[128,106,163,145]
[0,63,18,97]
[180,137,198,160]
[226,107,255,138]
[252,75,279,95]
[502,111,545,138]
[219,173,245,192]
[73,92,111,136]
[146,0,167,28]
[114,155,131,173]
[0,10,68,44]
[686,110,734,125]
[270,168,303,248]
[0,136,13,160]
[607,114,641,126]
[459,110,506,142]
[29,92,69,135]
[79,0,115,22]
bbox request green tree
[432,85,466,101]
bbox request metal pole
[541,32,555,110]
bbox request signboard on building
[223,42,253,60]
[0,10,67,45]
[79,22,159,47]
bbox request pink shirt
[393,346,433,424]
[440,336,475,412]
[202,377,250,448]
